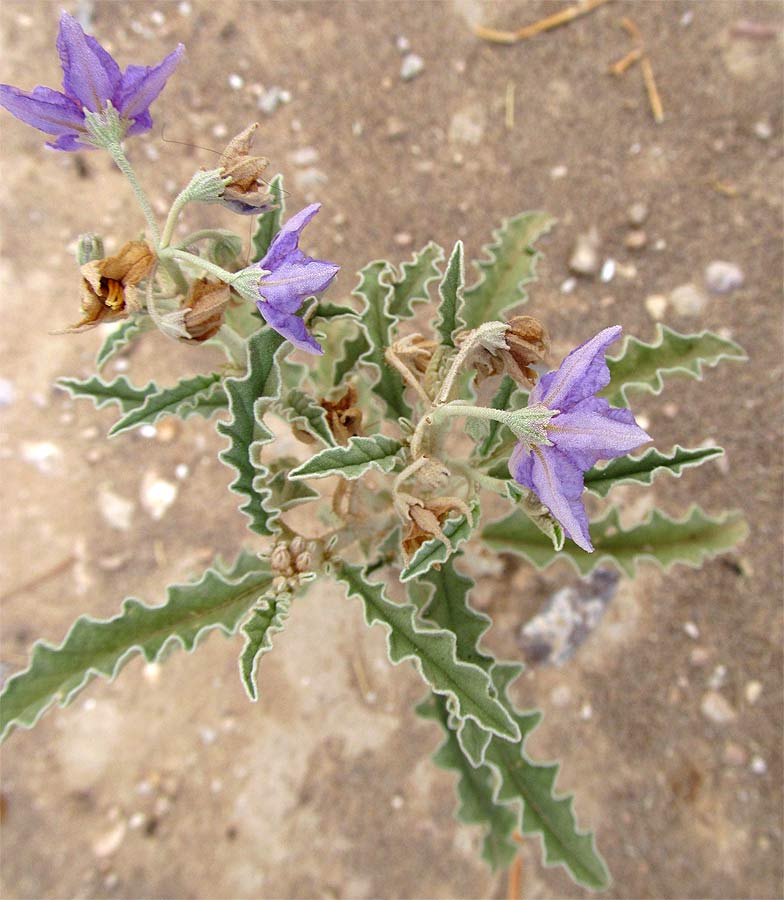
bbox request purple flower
[253,203,340,354]
[508,326,651,552]
[0,12,183,150]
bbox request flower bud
[77,233,104,266]
[289,536,306,556]
[270,543,292,574]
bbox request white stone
[705,260,744,294]
[700,690,736,724]
[21,441,62,474]
[670,282,707,316]
[744,680,762,704]
[140,471,177,520]
[98,488,134,531]
[92,822,126,858]
[400,53,424,81]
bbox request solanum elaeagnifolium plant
[0,12,749,891]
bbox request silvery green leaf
[57,374,156,413]
[388,241,444,319]
[400,504,479,582]
[109,373,226,436]
[239,592,293,700]
[96,317,153,369]
[289,434,402,480]
[435,240,464,348]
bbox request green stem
[160,187,192,249]
[105,142,161,245]
[157,257,189,296]
[159,247,237,285]
[175,229,233,250]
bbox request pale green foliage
[57,374,155,412]
[482,505,748,575]
[602,324,747,406]
[584,444,725,497]
[388,241,444,319]
[217,328,285,535]
[96,317,152,369]
[436,240,464,347]
[400,504,479,582]
[239,592,293,700]
[109,373,226,435]
[279,389,336,447]
[290,434,402,480]
[0,551,272,741]
[460,211,554,330]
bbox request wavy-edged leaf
[280,389,335,447]
[265,466,319,511]
[602,325,747,407]
[289,434,402,480]
[0,551,272,742]
[388,241,444,319]
[239,592,293,700]
[311,301,359,322]
[250,173,284,262]
[96,317,153,369]
[482,504,748,576]
[584,444,725,497]
[400,504,479,582]
[416,693,519,872]
[436,240,464,348]
[460,211,554,331]
[57,374,155,413]
[336,563,520,743]
[332,326,371,386]
[108,373,225,436]
[217,328,285,535]
[354,261,411,419]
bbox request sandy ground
[0,1,782,898]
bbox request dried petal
[321,386,363,445]
[181,278,230,342]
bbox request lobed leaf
[336,563,521,743]
[436,241,464,348]
[482,504,748,576]
[460,211,554,331]
[310,301,359,322]
[602,325,747,407]
[280,389,336,447]
[217,328,285,535]
[388,241,444,319]
[57,374,155,413]
[250,173,285,262]
[108,373,226,436]
[584,444,725,497]
[96,317,152,369]
[239,592,293,700]
[289,434,402,481]
[331,326,371,386]
[0,551,272,742]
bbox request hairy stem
[105,143,161,245]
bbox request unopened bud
[289,536,306,556]
[77,233,104,265]
[294,551,312,573]
[270,543,291,574]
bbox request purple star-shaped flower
[253,203,340,354]
[0,12,183,150]
[508,326,651,552]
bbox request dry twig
[474,0,611,45]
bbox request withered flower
[180,278,230,342]
[321,386,364,445]
[400,494,473,561]
[67,240,155,332]
[217,123,277,215]
[456,315,550,388]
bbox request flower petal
[532,325,622,412]
[258,258,340,313]
[256,303,323,355]
[0,84,84,136]
[260,203,322,271]
[116,44,184,122]
[46,132,91,151]
[56,12,120,111]
[124,109,153,137]
[548,397,651,469]
[525,446,593,552]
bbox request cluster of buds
[269,536,319,589]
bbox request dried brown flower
[321,385,364,445]
[218,123,276,215]
[180,278,230,342]
[400,494,473,560]
[456,315,550,387]
[66,240,155,332]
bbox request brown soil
[0,2,782,898]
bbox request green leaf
[250,173,285,262]
[266,464,320,511]
[400,504,479,582]
[354,261,411,419]
[388,241,444,319]
[280,389,335,447]
[289,434,402,480]
[0,551,273,742]
[57,374,156,413]
[436,240,464,348]
[239,592,293,700]
[332,326,371,386]
[217,328,285,535]
[482,505,748,576]
[460,211,554,331]
[416,693,519,872]
[584,444,725,497]
[484,712,610,889]
[311,301,359,322]
[108,373,225,436]
[96,317,152,369]
[602,325,747,407]
[337,563,520,742]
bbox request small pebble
[645,294,668,320]
[709,664,728,689]
[290,146,319,167]
[683,621,700,640]
[394,232,413,247]
[92,822,126,858]
[560,277,577,294]
[396,35,410,53]
[21,441,62,474]
[568,228,600,276]
[704,260,744,294]
[580,702,593,720]
[600,259,616,283]
[700,691,736,725]
[139,424,157,439]
[0,378,15,407]
[550,685,572,707]
[211,123,228,139]
[140,472,177,520]
[670,282,707,317]
[390,794,404,810]
[753,120,772,140]
[257,86,291,116]
[744,680,762,704]
[628,202,649,225]
[750,755,767,775]
[199,726,217,745]
[448,108,485,145]
[175,463,189,480]
[400,53,424,81]
[98,488,134,531]
[128,812,146,830]
[550,164,568,179]
[386,116,408,140]
[690,647,710,666]
[228,73,244,90]
[624,229,647,250]
[723,742,748,766]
